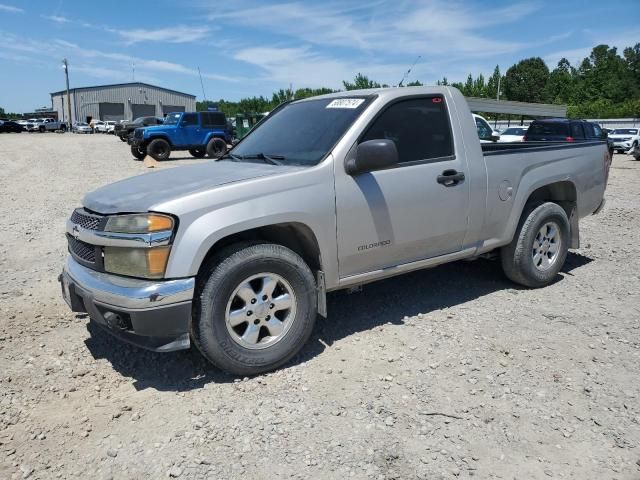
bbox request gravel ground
[0,133,639,480]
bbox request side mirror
[345,139,399,176]
[491,131,501,142]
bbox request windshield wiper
[240,153,285,165]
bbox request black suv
[114,116,164,142]
[524,119,612,156]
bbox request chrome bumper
[60,256,195,352]
[62,256,194,309]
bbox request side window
[475,117,493,140]
[201,112,226,128]
[181,113,199,127]
[570,122,584,139]
[360,97,453,163]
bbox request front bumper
[612,141,632,150]
[127,136,143,147]
[60,256,195,352]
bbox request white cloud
[0,3,23,13]
[544,28,640,67]
[42,15,70,23]
[109,25,211,44]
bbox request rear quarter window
[528,122,569,137]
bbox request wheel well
[196,223,322,277]
[526,181,577,217]
[147,135,172,146]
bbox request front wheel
[189,148,206,158]
[130,145,146,160]
[206,137,227,158]
[501,202,569,288]
[192,243,317,375]
[119,135,127,142]
[147,138,171,161]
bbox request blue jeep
[128,111,231,161]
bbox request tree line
[197,43,639,119]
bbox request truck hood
[141,125,175,134]
[83,161,302,214]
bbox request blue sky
[1,0,638,112]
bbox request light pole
[62,59,72,126]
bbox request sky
[0,0,638,112]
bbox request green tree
[486,65,502,99]
[405,80,423,87]
[343,73,381,90]
[546,58,575,104]
[503,57,550,103]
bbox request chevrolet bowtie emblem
[72,225,80,239]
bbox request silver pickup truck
[59,86,609,375]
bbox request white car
[95,120,116,133]
[72,122,92,134]
[498,126,528,142]
[608,128,639,153]
[473,114,501,143]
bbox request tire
[192,243,317,376]
[501,202,570,288]
[147,138,171,161]
[119,135,128,142]
[130,145,146,160]
[39,126,45,133]
[60,124,66,132]
[189,148,206,158]
[206,137,227,158]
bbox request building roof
[50,82,195,98]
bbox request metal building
[50,82,196,124]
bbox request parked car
[128,111,231,160]
[98,121,116,134]
[23,118,41,132]
[608,128,639,153]
[589,122,614,158]
[498,127,528,142]
[72,122,92,134]
[60,86,609,375]
[473,114,500,142]
[629,143,640,161]
[0,120,23,133]
[36,117,67,132]
[115,116,164,142]
[90,120,105,132]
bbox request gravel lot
[1,132,639,480]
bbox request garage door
[98,103,124,121]
[131,104,156,120]
[162,105,186,115]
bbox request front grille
[70,209,102,230]
[68,235,96,263]
[134,128,143,139]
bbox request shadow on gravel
[84,252,593,390]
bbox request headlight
[104,246,171,279]
[104,213,174,234]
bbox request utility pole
[62,58,72,125]
[497,75,501,101]
[132,63,135,82]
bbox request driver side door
[334,96,471,278]
[175,113,201,147]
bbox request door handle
[437,169,465,186]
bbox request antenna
[198,67,207,102]
[398,55,421,87]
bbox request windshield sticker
[326,98,365,109]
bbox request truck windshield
[163,113,181,125]
[230,96,373,166]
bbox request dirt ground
[0,132,638,480]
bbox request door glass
[570,123,585,139]
[475,117,493,140]
[181,113,199,127]
[360,97,453,162]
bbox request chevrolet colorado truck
[60,86,609,375]
[128,111,230,161]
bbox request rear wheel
[501,202,570,288]
[147,138,171,161]
[189,148,206,158]
[60,124,66,132]
[192,243,317,375]
[130,145,146,160]
[206,137,227,158]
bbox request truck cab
[128,111,231,161]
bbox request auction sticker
[326,98,365,109]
